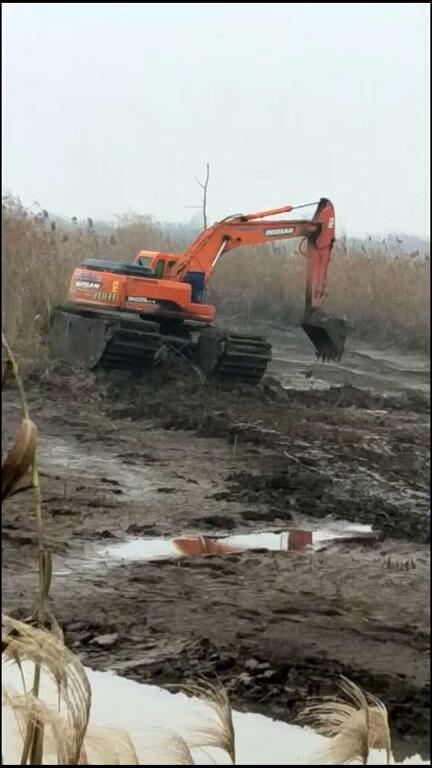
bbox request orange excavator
[50,198,346,384]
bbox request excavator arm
[174,198,345,360]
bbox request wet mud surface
[2,326,430,757]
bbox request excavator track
[196,329,272,385]
[50,307,272,384]
[50,305,164,372]
[102,324,163,370]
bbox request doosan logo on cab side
[75,280,100,290]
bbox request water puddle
[101,522,375,562]
[279,373,330,392]
[272,350,430,395]
[354,348,430,375]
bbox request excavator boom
[170,197,345,360]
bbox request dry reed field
[2,196,430,368]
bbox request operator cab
[135,250,182,279]
[134,251,206,303]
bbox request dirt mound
[217,469,429,544]
[84,377,428,463]
[25,353,430,440]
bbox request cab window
[138,256,152,268]
[155,260,165,278]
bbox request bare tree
[194,162,210,229]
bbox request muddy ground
[2,325,430,759]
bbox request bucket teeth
[301,312,347,362]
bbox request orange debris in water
[173,536,244,557]
[288,530,313,551]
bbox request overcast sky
[2,3,430,236]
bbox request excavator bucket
[49,307,113,369]
[49,305,164,371]
[301,311,347,362]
